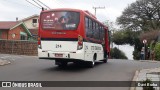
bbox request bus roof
[41,8,96,19]
[41,8,83,13]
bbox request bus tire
[103,57,108,63]
[88,54,96,68]
[103,52,108,63]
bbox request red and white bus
[38,8,110,67]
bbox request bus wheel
[88,55,96,68]
[103,58,108,63]
[103,55,108,63]
[57,62,68,68]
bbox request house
[0,21,32,40]
[0,14,39,41]
[20,14,39,29]
[20,14,39,38]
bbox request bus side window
[100,26,103,40]
[93,21,96,39]
[89,18,93,38]
[102,27,105,41]
[85,17,89,37]
[96,23,99,40]
[95,23,100,40]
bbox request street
[0,54,160,90]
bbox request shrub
[141,78,154,90]
[110,47,128,59]
[133,49,140,60]
[154,42,160,61]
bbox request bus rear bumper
[38,49,85,61]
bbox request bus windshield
[41,11,80,30]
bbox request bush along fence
[155,42,160,61]
[0,40,38,56]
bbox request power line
[3,0,32,8]
[36,0,51,9]
[25,0,41,9]
[32,0,44,8]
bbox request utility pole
[93,6,105,16]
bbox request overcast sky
[0,0,136,22]
[0,0,137,59]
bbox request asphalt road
[0,54,160,90]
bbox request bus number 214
[56,44,62,48]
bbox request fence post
[11,40,14,54]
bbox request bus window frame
[40,11,80,31]
[85,15,105,43]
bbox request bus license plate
[55,54,63,57]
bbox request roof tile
[29,29,38,35]
[0,21,19,29]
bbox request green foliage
[115,0,160,60]
[112,30,143,60]
[150,40,156,51]
[141,78,154,90]
[110,47,128,59]
[133,49,140,60]
[154,42,160,60]
[117,0,160,31]
[112,30,141,46]
[112,30,129,45]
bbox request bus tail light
[77,35,83,50]
[38,37,42,49]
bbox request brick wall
[1,30,8,39]
[0,25,28,40]
[0,40,37,56]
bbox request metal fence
[0,40,38,56]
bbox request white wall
[113,44,134,60]
[23,17,39,29]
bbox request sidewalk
[0,59,11,66]
[131,65,160,90]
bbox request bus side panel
[78,11,85,38]
[84,42,104,61]
[105,28,110,58]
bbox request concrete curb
[130,67,160,90]
[139,60,158,63]
[0,60,11,66]
[130,70,139,90]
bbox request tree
[117,0,160,31]
[154,42,160,60]
[139,30,160,44]
[115,0,160,60]
[112,29,141,45]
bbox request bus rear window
[41,11,80,30]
